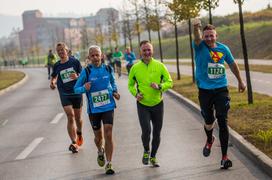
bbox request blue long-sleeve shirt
[124,52,136,65]
[74,64,117,114]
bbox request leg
[214,88,230,158]
[89,114,104,151]
[104,124,113,162]
[150,101,164,158]
[137,102,151,152]
[63,105,77,143]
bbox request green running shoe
[105,162,115,175]
[142,151,150,165]
[97,148,105,167]
[150,157,160,167]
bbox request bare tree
[234,0,253,104]
[129,0,142,48]
[202,0,219,24]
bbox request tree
[142,0,152,41]
[167,1,181,80]
[129,0,142,48]
[168,0,202,83]
[234,0,253,104]
[202,0,219,24]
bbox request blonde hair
[56,42,69,51]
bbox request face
[56,45,68,60]
[126,48,131,53]
[89,48,101,66]
[140,43,153,61]
[203,30,217,47]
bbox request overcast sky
[0,0,270,17]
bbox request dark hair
[203,24,216,31]
[140,40,150,47]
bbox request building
[19,8,119,56]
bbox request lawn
[0,70,25,90]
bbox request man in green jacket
[128,40,173,167]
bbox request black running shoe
[68,143,79,153]
[203,135,215,157]
[221,159,232,169]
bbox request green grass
[171,73,272,158]
[164,61,272,74]
[0,71,25,90]
[150,21,272,60]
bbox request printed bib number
[207,63,225,79]
[60,67,76,83]
[91,89,110,107]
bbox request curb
[167,89,272,177]
[0,71,28,96]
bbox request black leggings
[198,87,230,156]
[137,101,164,158]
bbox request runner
[45,49,57,80]
[74,45,120,175]
[193,20,246,169]
[50,42,84,153]
[128,40,173,167]
[124,47,136,74]
[112,47,123,77]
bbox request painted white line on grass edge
[15,137,44,160]
[50,113,64,124]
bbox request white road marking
[15,137,44,160]
[50,113,64,124]
[2,119,8,126]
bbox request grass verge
[171,73,272,159]
[0,70,25,91]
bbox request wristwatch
[158,84,162,90]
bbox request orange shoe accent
[76,135,83,146]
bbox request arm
[193,19,202,46]
[128,67,137,97]
[109,67,120,100]
[229,62,246,93]
[74,69,88,94]
[160,64,173,92]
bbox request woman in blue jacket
[74,45,120,175]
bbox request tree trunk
[174,19,180,80]
[188,19,195,83]
[208,0,213,24]
[238,1,253,104]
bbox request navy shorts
[59,94,83,109]
[89,110,114,130]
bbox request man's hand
[136,93,143,101]
[238,81,246,93]
[193,18,202,27]
[150,82,160,90]
[113,92,120,100]
[69,73,78,80]
[193,18,202,46]
[50,81,56,90]
[84,82,91,91]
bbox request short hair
[203,24,216,31]
[56,42,69,50]
[89,45,101,54]
[140,40,151,47]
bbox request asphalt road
[0,68,270,179]
[165,64,272,96]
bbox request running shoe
[68,143,79,153]
[203,135,215,157]
[105,162,115,175]
[142,151,150,165]
[76,134,83,146]
[221,157,232,169]
[150,157,160,167]
[97,148,105,167]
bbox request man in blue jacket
[74,45,120,175]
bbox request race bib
[207,63,225,79]
[91,89,110,108]
[60,67,76,83]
